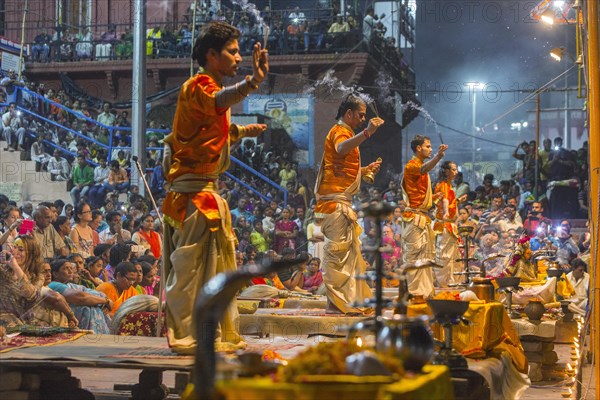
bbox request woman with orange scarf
[132,214,162,258]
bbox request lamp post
[465,82,483,170]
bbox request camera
[0,251,11,264]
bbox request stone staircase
[0,141,71,205]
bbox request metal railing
[11,86,288,207]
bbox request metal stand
[355,201,395,338]
[494,277,522,319]
[451,226,479,287]
[428,299,470,369]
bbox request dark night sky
[412,0,579,154]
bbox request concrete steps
[0,141,71,205]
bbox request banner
[245,94,314,166]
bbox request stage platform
[239,308,369,337]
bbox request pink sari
[303,270,323,290]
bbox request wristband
[363,129,371,139]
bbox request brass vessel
[362,157,382,184]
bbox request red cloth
[251,277,267,285]
[117,311,168,337]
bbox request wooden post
[535,93,540,200]
[585,0,600,393]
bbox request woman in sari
[48,258,112,334]
[132,214,162,258]
[303,257,323,294]
[96,261,140,316]
[139,261,158,297]
[274,208,298,253]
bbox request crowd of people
[26,1,413,67]
[0,102,591,334]
[0,16,589,344]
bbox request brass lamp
[362,157,382,184]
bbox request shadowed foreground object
[193,254,309,400]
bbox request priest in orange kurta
[401,135,448,296]
[162,22,268,354]
[432,161,459,287]
[314,94,383,314]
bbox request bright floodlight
[541,9,555,25]
[465,82,483,88]
[550,47,565,62]
[553,0,565,9]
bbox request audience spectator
[565,258,589,314]
[47,148,72,181]
[52,215,76,256]
[48,257,111,333]
[33,205,68,259]
[32,30,52,62]
[2,102,26,152]
[70,202,96,259]
[132,213,162,258]
[97,102,116,126]
[75,27,94,60]
[95,24,117,61]
[96,261,140,316]
[70,155,95,205]
[274,208,298,253]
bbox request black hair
[410,135,430,153]
[335,94,365,120]
[139,261,154,276]
[94,243,113,257]
[114,261,138,278]
[85,255,103,268]
[50,258,70,274]
[105,211,122,223]
[73,201,91,223]
[192,21,241,66]
[137,254,157,265]
[571,258,587,272]
[437,161,456,184]
[109,243,131,267]
[52,215,69,232]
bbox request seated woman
[132,214,162,259]
[0,235,78,328]
[139,261,158,297]
[137,254,160,295]
[78,256,106,289]
[132,260,147,294]
[302,257,323,294]
[96,261,140,316]
[47,258,112,334]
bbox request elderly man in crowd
[33,205,68,259]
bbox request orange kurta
[162,73,240,229]
[402,157,432,223]
[315,122,360,215]
[96,283,139,317]
[433,180,457,235]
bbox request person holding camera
[1,102,26,152]
[512,141,536,184]
[523,201,551,236]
